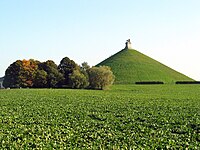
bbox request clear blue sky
[1,0,200,80]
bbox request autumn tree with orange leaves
[3,59,39,88]
[4,59,64,88]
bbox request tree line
[3,57,115,90]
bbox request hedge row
[135,81,200,85]
[176,81,200,84]
[135,81,164,85]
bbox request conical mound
[97,49,193,84]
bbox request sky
[0,0,200,80]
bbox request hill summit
[97,40,193,84]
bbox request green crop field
[0,85,200,149]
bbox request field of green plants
[0,85,200,149]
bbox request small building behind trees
[0,77,4,89]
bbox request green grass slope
[97,49,193,84]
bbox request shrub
[69,70,89,89]
[88,66,115,90]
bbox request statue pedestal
[125,39,132,49]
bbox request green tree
[80,62,90,81]
[3,60,23,88]
[58,57,79,86]
[69,70,89,89]
[33,69,48,88]
[88,66,115,90]
[40,60,64,88]
[81,62,90,71]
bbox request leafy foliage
[58,57,79,86]
[0,85,199,149]
[39,60,64,88]
[69,70,89,89]
[20,59,39,87]
[33,69,48,88]
[88,66,115,90]
[80,62,90,72]
[3,59,39,88]
[3,60,22,88]
[4,58,114,90]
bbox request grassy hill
[97,48,193,84]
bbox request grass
[97,49,193,84]
[0,85,200,149]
